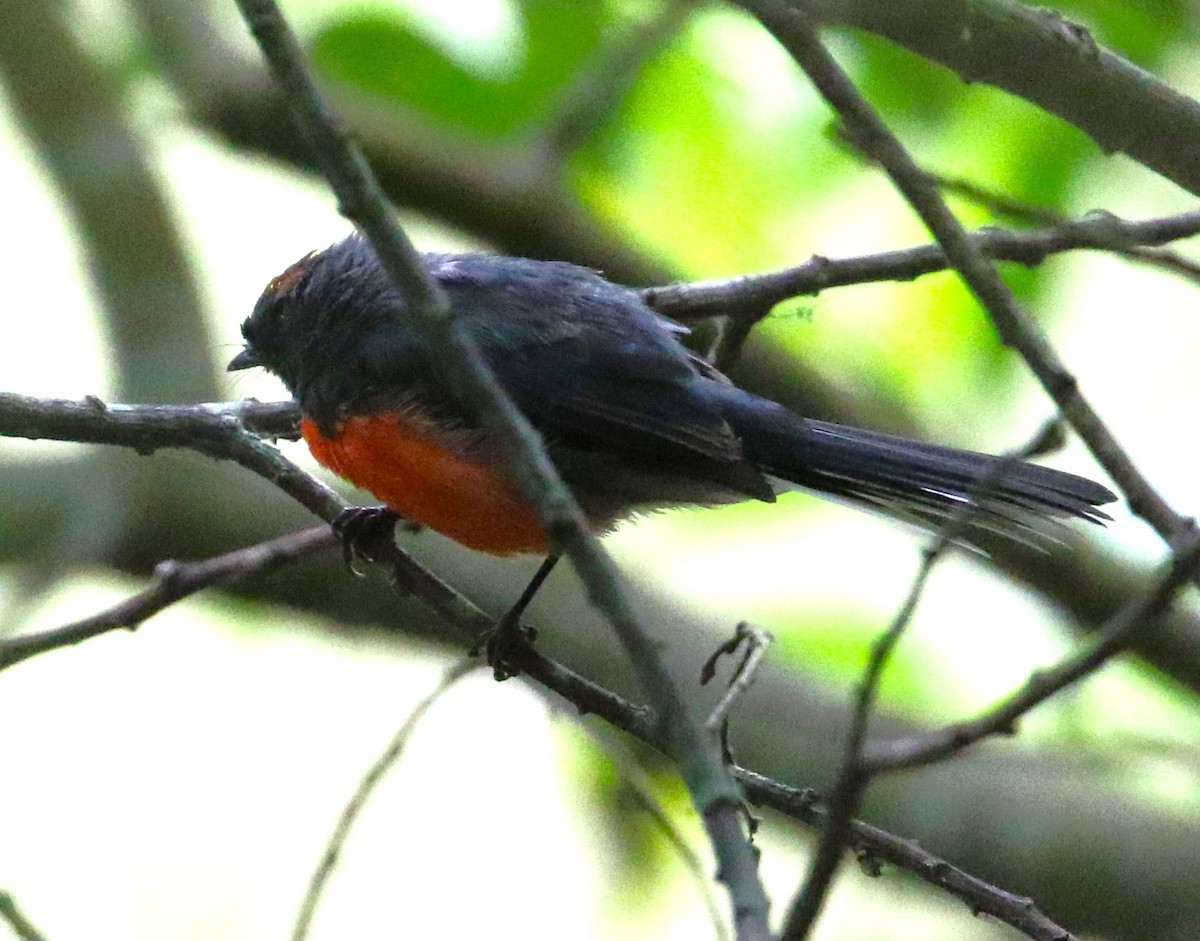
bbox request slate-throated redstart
[229,235,1115,617]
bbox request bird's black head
[227,249,321,391]
[229,236,424,405]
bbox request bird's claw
[471,614,538,682]
[332,506,400,574]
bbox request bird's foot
[471,611,538,682]
[332,506,401,573]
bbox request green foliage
[555,722,696,919]
[311,0,609,138]
[573,8,852,274]
[1059,0,1189,66]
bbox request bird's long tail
[713,386,1116,535]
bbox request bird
[229,234,1115,634]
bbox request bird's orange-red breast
[299,412,548,554]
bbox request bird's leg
[475,554,560,680]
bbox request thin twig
[782,421,1062,939]
[231,2,771,935]
[581,727,733,941]
[292,658,479,941]
[643,208,1200,323]
[864,529,1200,774]
[704,624,775,734]
[0,891,48,941]
[486,625,1085,941]
[499,624,1087,941]
[0,525,335,672]
[780,548,929,939]
[693,202,1200,370]
[927,171,1200,284]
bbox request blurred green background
[1,1,1199,939]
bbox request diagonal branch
[223,3,773,935]
[0,525,335,673]
[0,891,48,941]
[743,0,1198,571]
[919,172,1200,285]
[293,658,480,941]
[735,768,1074,941]
[864,530,1200,774]
[781,422,1065,939]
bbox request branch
[0,391,1167,941]
[916,164,1200,280]
[0,525,335,673]
[926,173,1200,284]
[807,0,1200,199]
[864,529,1200,774]
[736,768,1075,941]
[782,422,1064,939]
[293,658,479,941]
[0,393,330,516]
[744,0,1200,580]
[0,891,48,941]
[228,2,771,935]
[643,208,1200,322]
[497,637,1084,941]
[831,112,1200,284]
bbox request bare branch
[644,208,1200,322]
[0,526,335,673]
[927,173,1200,284]
[736,767,1078,941]
[829,119,1200,287]
[865,529,1200,774]
[0,386,1122,939]
[293,658,479,941]
[782,420,1064,940]
[0,890,48,941]
[0,393,332,518]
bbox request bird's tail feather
[713,387,1116,538]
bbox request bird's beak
[227,348,260,372]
